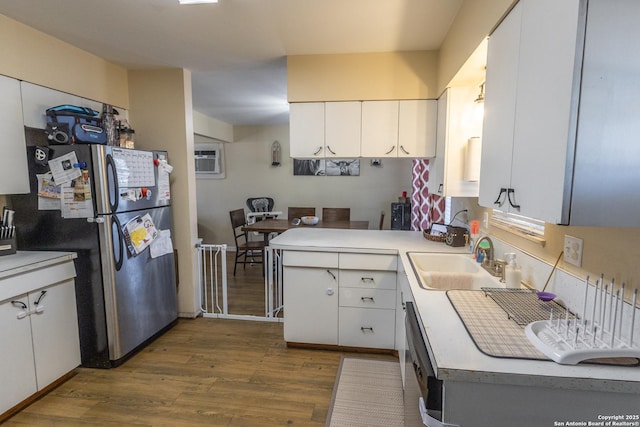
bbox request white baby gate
[197,243,283,321]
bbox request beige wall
[196,125,413,246]
[0,15,128,108]
[287,51,439,102]
[193,110,234,143]
[128,69,200,317]
[437,0,515,92]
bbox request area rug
[326,357,404,427]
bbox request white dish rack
[525,276,639,365]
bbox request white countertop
[270,228,640,393]
[0,251,77,280]
[269,228,469,254]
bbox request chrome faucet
[473,236,505,279]
[473,235,494,264]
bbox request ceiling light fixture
[178,0,218,4]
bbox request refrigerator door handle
[112,215,124,271]
[106,154,119,212]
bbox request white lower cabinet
[0,294,37,414]
[283,250,397,350]
[1,279,80,415]
[283,252,339,345]
[338,307,396,349]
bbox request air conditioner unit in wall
[195,143,225,178]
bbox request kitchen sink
[407,252,502,291]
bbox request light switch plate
[564,235,583,267]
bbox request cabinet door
[510,0,581,222]
[29,280,81,390]
[325,102,361,158]
[398,100,437,158]
[478,2,522,210]
[289,103,325,158]
[430,91,448,196]
[0,76,30,194]
[0,296,37,413]
[283,266,338,345]
[361,101,399,157]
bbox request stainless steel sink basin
[407,252,502,291]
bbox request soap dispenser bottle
[504,253,522,289]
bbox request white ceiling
[0,0,464,126]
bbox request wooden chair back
[322,207,350,222]
[229,209,247,242]
[288,207,316,219]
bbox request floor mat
[326,357,404,427]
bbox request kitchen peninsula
[268,228,640,427]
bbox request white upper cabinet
[479,0,584,223]
[481,0,640,226]
[0,76,30,194]
[361,101,399,157]
[290,99,436,159]
[289,102,325,158]
[431,87,483,197]
[397,100,437,158]
[325,102,361,158]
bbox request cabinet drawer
[339,270,396,290]
[339,253,397,271]
[283,251,339,268]
[338,307,395,349]
[339,288,396,310]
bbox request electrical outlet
[564,235,583,267]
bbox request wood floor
[4,252,396,426]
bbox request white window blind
[491,210,545,242]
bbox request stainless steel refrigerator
[10,133,178,368]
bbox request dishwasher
[404,301,459,427]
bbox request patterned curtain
[410,159,446,231]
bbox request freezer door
[92,145,171,214]
[98,206,177,362]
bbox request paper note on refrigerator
[123,213,158,256]
[150,229,173,258]
[48,151,82,185]
[36,172,62,211]
[61,172,95,218]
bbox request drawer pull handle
[360,327,374,333]
[361,277,375,283]
[361,296,375,303]
[326,270,337,280]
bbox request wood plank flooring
[4,252,396,426]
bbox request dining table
[242,218,369,243]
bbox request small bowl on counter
[301,216,319,225]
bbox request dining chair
[229,208,265,276]
[322,207,350,222]
[288,207,316,220]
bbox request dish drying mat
[446,289,639,366]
